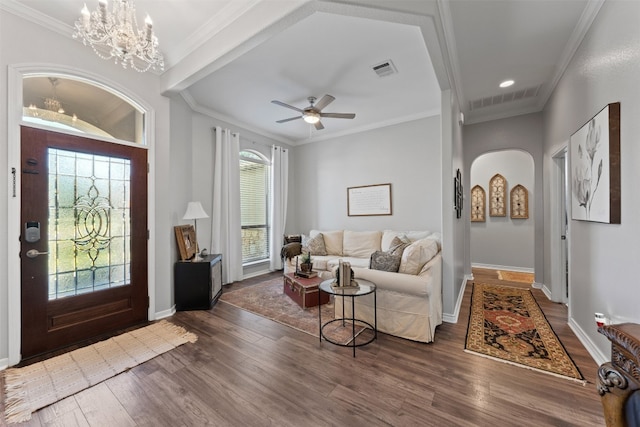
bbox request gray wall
[463,113,544,281]
[542,0,640,361]
[441,89,467,322]
[188,111,293,278]
[470,150,535,270]
[293,116,442,234]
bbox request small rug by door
[3,320,197,423]
[497,270,534,284]
[219,277,365,344]
[465,283,585,383]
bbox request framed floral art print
[570,102,620,224]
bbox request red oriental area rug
[465,283,585,383]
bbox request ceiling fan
[271,94,355,130]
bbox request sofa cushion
[302,234,327,255]
[399,238,439,275]
[405,231,433,242]
[369,251,401,272]
[327,257,371,272]
[343,230,381,258]
[388,236,410,257]
[311,230,343,255]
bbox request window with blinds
[239,150,270,263]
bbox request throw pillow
[369,251,401,272]
[398,238,439,275]
[302,233,327,256]
[388,236,410,257]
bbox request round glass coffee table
[318,279,377,357]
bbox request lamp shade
[182,202,209,220]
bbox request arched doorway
[470,149,535,273]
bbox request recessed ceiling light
[500,80,515,88]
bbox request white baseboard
[540,284,552,300]
[471,263,533,273]
[568,317,608,366]
[0,358,8,371]
[155,306,176,320]
[443,274,471,324]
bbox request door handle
[26,249,48,258]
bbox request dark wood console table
[597,323,640,427]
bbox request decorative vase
[300,263,313,273]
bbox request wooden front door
[20,126,148,359]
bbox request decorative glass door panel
[21,126,148,359]
[48,149,131,300]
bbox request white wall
[463,113,544,281]
[542,0,640,362]
[470,150,535,270]
[292,116,441,233]
[0,11,173,365]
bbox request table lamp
[182,201,209,261]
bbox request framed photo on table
[174,225,197,260]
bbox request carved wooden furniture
[597,323,640,426]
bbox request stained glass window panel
[48,148,132,300]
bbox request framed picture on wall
[347,183,392,216]
[570,102,620,224]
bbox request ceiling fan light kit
[272,94,355,130]
[303,111,320,124]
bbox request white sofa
[284,229,442,343]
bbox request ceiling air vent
[468,84,542,111]
[372,60,397,77]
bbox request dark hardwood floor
[1,268,605,426]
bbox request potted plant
[299,252,313,272]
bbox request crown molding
[0,0,72,38]
[297,109,440,145]
[436,0,464,113]
[180,91,295,145]
[537,0,605,110]
[182,91,440,147]
[165,0,263,68]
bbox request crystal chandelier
[43,78,64,113]
[73,0,164,73]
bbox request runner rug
[3,320,197,423]
[497,270,535,284]
[219,277,366,345]
[465,283,585,383]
